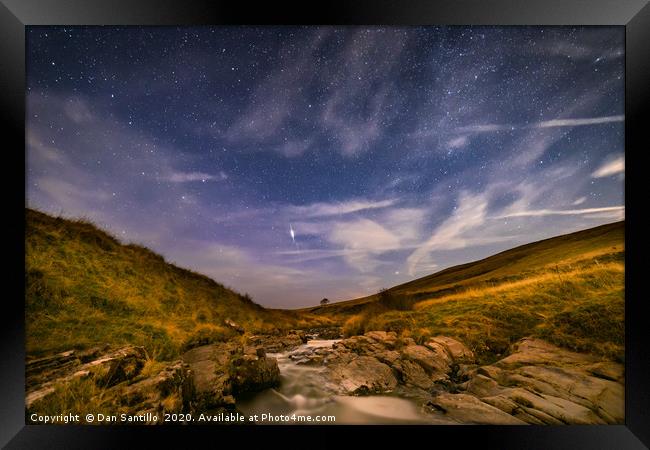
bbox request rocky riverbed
[269,331,624,425]
[25,327,623,425]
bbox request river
[236,339,455,425]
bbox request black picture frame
[2,1,648,448]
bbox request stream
[236,339,454,424]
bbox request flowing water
[236,339,454,425]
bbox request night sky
[26,26,625,308]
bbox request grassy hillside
[26,208,329,360]
[307,222,625,364]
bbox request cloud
[406,191,490,276]
[287,198,397,218]
[165,171,228,183]
[456,124,512,133]
[277,139,311,158]
[225,28,407,157]
[329,219,401,272]
[27,130,65,164]
[36,176,112,211]
[592,156,624,178]
[63,97,94,124]
[456,115,623,135]
[534,115,623,128]
[447,136,469,149]
[225,30,331,143]
[282,206,426,269]
[494,205,624,219]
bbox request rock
[481,387,605,425]
[495,338,596,369]
[465,374,502,397]
[373,349,402,366]
[456,364,478,381]
[246,333,303,353]
[224,318,245,334]
[462,338,624,424]
[182,342,282,406]
[289,329,308,343]
[402,344,450,378]
[230,354,280,394]
[120,360,194,415]
[322,332,469,395]
[329,356,398,395]
[585,361,624,383]
[365,331,398,348]
[182,342,236,409]
[26,345,148,408]
[427,393,526,425]
[426,336,475,363]
[101,346,148,387]
[306,326,343,340]
[393,360,435,390]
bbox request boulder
[495,338,596,369]
[120,360,195,415]
[426,336,475,363]
[481,387,605,425]
[224,318,245,334]
[305,326,343,340]
[329,356,398,395]
[230,353,280,394]
[182,342,237,409]
[26,345,148,408]
[101,346,148,387]
[427,393,526,425]
[461,338,624,424]
[393,359,435,390]
[402,344,450,377]
[246,333,303,353]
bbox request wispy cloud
[456,115,623,134]
[534,115,623,128]
[328,219,401,272]
[406,191,490,276]
[447,135,470,149]
[456,123,513,133]
[165,171,228,183]
[287,198,397,218]
[592,156,624,178]
[494,205,624,219]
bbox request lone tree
[320,298,329,306]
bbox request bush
[342,315,366,337]
[377,288,412,311]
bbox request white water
[236,339,453,425]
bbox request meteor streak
[289,223,296,244]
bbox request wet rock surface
[246,332,305,353]
[276,332,624,425]
[181,342,281,410]
[25,333,623,425]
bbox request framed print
[1,0,649,448]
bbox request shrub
[377,288,412,311]
[342,314,366,337]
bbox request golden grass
[26,208,331,361]
[340,256,624,364]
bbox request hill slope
[306,221,624,314]
[306,221,624,363]
[26,208,327,360]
